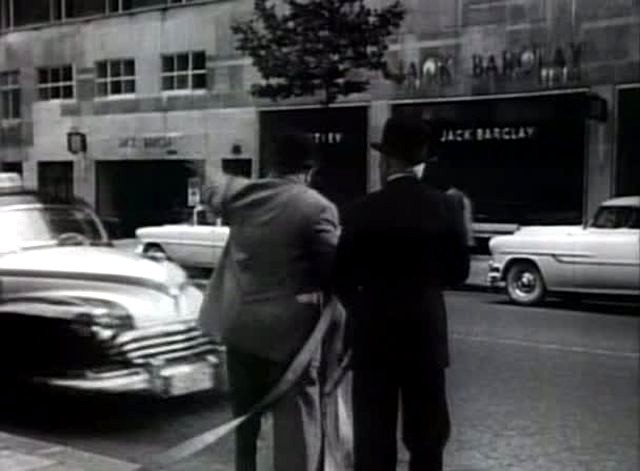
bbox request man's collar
[386,172,418,183]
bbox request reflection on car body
[0,174,223,396]
[488,196,640,306]
[135,204,230,270]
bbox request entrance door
[260,107,368,214]
[38,161,73,201]
[95,160,202,237]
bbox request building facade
[0,0,638,238]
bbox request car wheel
[505,261,546,306]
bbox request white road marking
[452,333,640,359]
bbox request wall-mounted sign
[308,132,344,145]
[471,42,583,86]
[385,54,455,90]
[118,135,175,150]
[439,126,537,143]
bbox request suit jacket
[199,175,340,363]
[334,175,470,370]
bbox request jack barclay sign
[439,126,537,143]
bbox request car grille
[108,323,220,366]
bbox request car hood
[512,225,583,236]
[0,246,203,328]
[0,246,188,291]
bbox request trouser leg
[352,366,399,471]
[401,368,450,471]
[227,349,272,471]
[272,351,323,471]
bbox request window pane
[51,86,61,99]
[176,54,189,71]
[96,62,107,78]
[192,73,207,89]
[124,60,135,77]
[11,90,20,118]
[38,69,49,84]
[176,74,188,89]
[123,79,135,93]
[131,0,166,8]
[108,0,119,13]
[51,68,61,83]
[13,0,50,27]
[8,72,18,85]
[38,88,50,101]
[1,92,9,119]
[66,0,105,18]
[162,55,175,73]
[122,0,133,11]
[111,80,123,94]
[0,74,7,87]
[162,75,175,90]
[62,85,74,99]
[96,82,108,96]
[110,61,122,77]
[192,52,206,70]
[62,66,73,82]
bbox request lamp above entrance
[67,130,87,155]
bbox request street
[0,290,637,471]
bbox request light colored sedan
[488,196,640,305]
[0,175,224,396]
[135,205,229,270]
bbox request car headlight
[71,301,134,340]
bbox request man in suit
[198,133,340,471]
[334,116,470,471]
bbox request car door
[572,206,640,293]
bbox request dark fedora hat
[371,115,434,165]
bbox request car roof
[601,196,640,208]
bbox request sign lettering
[118,135,175,150]
[439,126,537,143]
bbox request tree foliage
[232,0,405,106]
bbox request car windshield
[0,205,107,250]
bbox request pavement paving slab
[0,432,139,471]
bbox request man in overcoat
[198,133,340,471]
[334,116,470,471]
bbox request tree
[232,0,405,106]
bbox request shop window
[13,0,49,27]
[37,65,75,101]
[95,59,136,97]
[0,71,20,120]
[161,51,207,91]
[0,162,22,175]
[108,0,172,12]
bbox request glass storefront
[395,93,587,226]
[616,87,640,197]
[259,107,368,214]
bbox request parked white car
[135,205,229,270]
[488,196,640,305]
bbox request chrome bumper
[34,353,226,396]
[487,260,504,288]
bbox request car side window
[627,208,639,229]
[591,206,638,229]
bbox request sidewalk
[0,432,139,471]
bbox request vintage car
[0,175,224,396]
[135,205,229,270]
[488,196,640,305]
